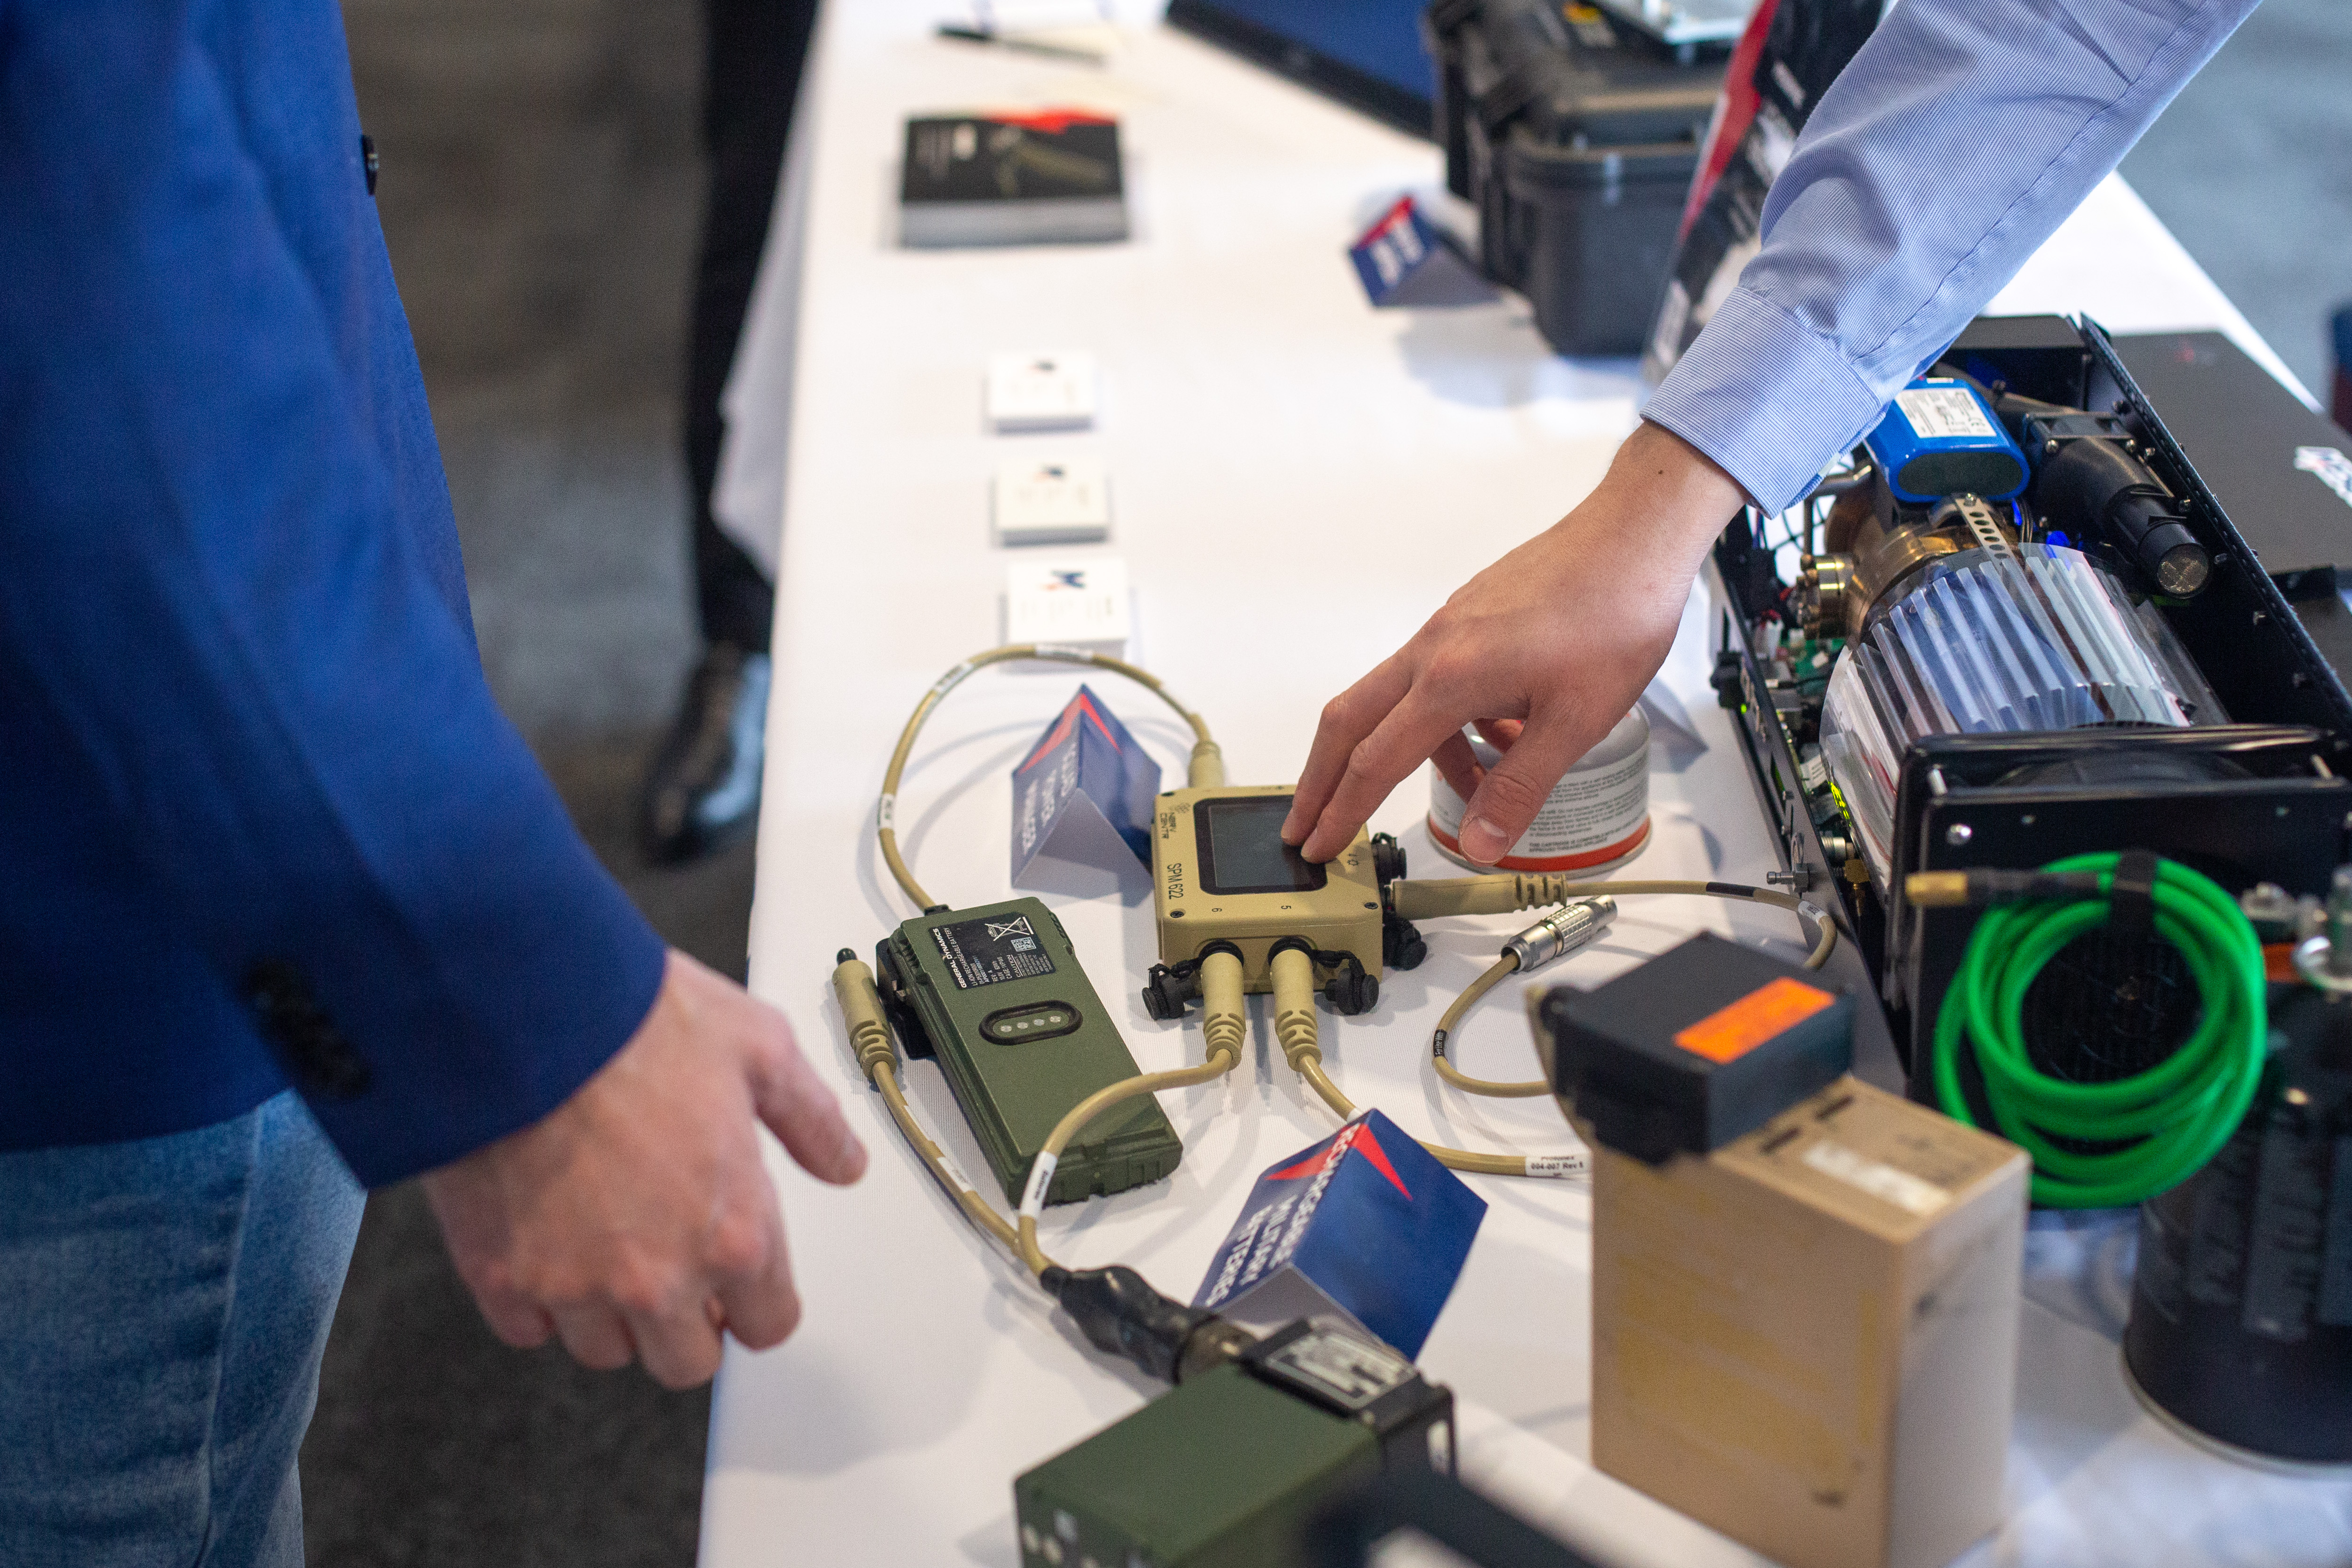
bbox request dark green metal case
[1014,1322,1456,1566]
[874,896,1181,1205]
[1015,1363,1377,1568]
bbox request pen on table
[936,24,1107,66]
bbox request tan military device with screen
[1148,786,1384,1000]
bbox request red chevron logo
[1267,1123,1411,1200]
[1016,691,1123,773]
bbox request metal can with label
[1426,706,1651,874]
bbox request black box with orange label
[1538,933,1853,1163]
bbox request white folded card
[993,456,1111,546]
[985,351,1098,433]
[1003,557,1129,657]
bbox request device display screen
[1197,796,1327,896]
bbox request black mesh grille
[2021,925,2200,1085]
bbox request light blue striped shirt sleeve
[1641,0,2264,514]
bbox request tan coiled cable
[877,644,1223,912]
[849,647,1232,1270]
[1269,947,1584,1179]
[1425,880,1838,1099]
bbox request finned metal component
[1504,896,1617,975]
[1806,483,2025,640]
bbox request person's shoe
[639,642,772,864]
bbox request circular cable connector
[1383,914,1427,972]
[1140,963,1192,1021]
[1503,896,1617,976]
[1324,967,1378,1016]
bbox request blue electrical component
[1863,378,2028,504]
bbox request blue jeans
[0,1091,365,1567]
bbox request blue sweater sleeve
[0,0,667,1184]
[1642,0,2263,513]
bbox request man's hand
[419,949,866,1389]
[1282,421,1745,864]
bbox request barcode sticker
[1896,384,1996,441]
[1801,1139,1949,1217]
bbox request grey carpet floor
[299,0,2348,1561]
[301,0,729,1563]
[300,759,754,1568]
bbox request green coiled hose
[1931,852,2267,1208]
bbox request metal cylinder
[1426,707,1650,875]
[2121,984,2352,1469]
[1504,897,1617,975]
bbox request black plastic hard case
[1425,0,1724,356]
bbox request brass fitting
[1903,872,1971,907]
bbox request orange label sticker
[1674,976,1836,1064]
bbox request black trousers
[686,0,820,653]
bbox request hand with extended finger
[1281,421,1744,865]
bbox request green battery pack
[874,896,1181,1206]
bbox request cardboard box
[1588,1077,2026,1568]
